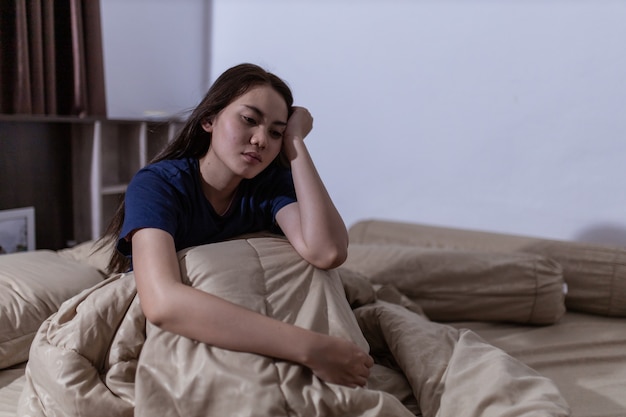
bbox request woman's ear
[201,118,213,132]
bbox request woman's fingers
[305,335,376,388]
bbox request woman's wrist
[289,328,327,368]
[281,135,305,162]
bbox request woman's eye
[242,116,256,125]
[270,130,283,139]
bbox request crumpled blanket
[18,238,570,417]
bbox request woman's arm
[276,107,349,270]
[132,227,372,387]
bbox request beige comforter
[18,238,569,416]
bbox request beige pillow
[57,239,116,274]
[523,241,626,317]
[342,244,566,324]
[349,219,626,317]
[0,250,105,368]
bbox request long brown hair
[98,63,294,273]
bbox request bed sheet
[449,312,626,417]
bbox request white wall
[100,0,209,119]
[210,0,626,245]
[101,0,626,245]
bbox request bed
[1,219,624,416]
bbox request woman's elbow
[138,290,177,328]
[307,244,348,270]
[141,301,167,327]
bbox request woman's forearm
[151,279,319,361]
[291,137,347,241]
[279,135,349,268]
[133,228,317,363]
[150,279,371,387]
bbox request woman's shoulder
[146,157,196,173]
[138,158,198,180]
[128,158,199,194]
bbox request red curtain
[0,0,106,116]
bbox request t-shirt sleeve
[264,167,297,232]
[271,170,297,224]
[117,167,182,256]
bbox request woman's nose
[250,130,267,149]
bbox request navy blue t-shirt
[117,158,296,257]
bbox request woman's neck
[198,153,240,215]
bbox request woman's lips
[242,152,262,163]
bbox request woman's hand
[303,334,374,388]
[285,106,313,139]
[282,106,313,161]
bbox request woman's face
[202,85,288,180]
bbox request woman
[101,63,373,388]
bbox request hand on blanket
[305,335,374,388]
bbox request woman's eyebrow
[243,105,287,126]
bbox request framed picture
[0,207,36,254]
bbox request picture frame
[0,206,36,254]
